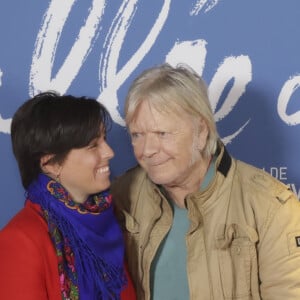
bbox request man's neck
[163,155,213,208]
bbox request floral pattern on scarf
[27,174,126,300]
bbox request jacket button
[235,246,241,255]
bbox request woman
[0,92,136,299]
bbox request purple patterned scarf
[26,173,126,299]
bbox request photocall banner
[0,0,299,228]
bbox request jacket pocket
[216,224,260,300]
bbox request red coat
[0,201,136,300]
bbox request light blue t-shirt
[150,158,216,300]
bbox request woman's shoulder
[0,201,49,246]
[0,201,61,300]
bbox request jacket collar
[216,141,232,177]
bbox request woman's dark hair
[11,91,112,189]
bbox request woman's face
[57,133,114,203]
[128,101,208,189]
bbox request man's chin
[148,173,169,186]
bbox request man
[112,63,300,299]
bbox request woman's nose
[101,141,114,159]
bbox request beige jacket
[112,144,300,299]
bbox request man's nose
[142,133,160,157]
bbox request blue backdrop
[0,0,299,228]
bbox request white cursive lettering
[277,75,300,125]
[29,0,105,95]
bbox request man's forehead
[129,110,191,132]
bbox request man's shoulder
[111,165,152,206]
[113,165,147,186]
[234,159,296,204]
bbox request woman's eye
[88,142,98,149]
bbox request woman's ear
[40,154,60,177]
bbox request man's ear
[197,118,209,152]
[40,154,60,176]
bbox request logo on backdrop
[263,166,300,199]
[0,0,299,137]
[0,1,299,200]
[0,69,11,134]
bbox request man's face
[128,101,208,189]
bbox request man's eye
[157,131,168,137]
[131,132,141,139]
